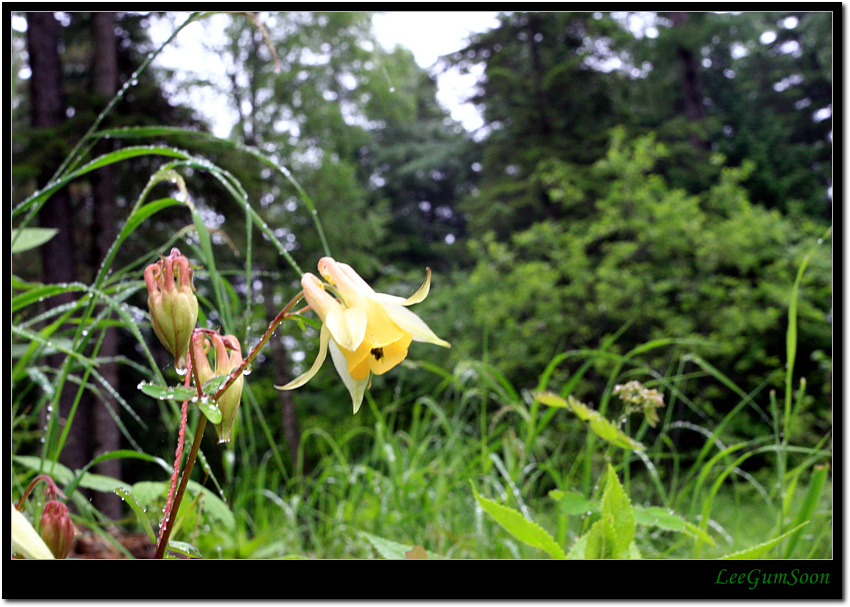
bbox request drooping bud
[39,500,75,559]
[192,332,245,443]
[145,248,199,371]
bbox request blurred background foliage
[11,11,831,547]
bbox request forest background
[11,11,833,564]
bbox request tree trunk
[89,11,123,520]
[26,12,91,475]
[668,12,709,149]
[266,282,301,468]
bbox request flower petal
[275,325,331,391]
[329,339,370,413]
[325,306,368,352]
[371,268,432,307]
[384,303,450,348]
[402,267,432,305]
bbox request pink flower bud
[39,501,75,559]
[192,332,244,443]
[145,248,199,371]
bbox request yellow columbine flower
[277,257,450,413]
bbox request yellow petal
[383,304,450,348]
[344,331,412,379]
[301,272,341,322]
[328,339,370,413]
[276,325,331,391]
[402,267,432,305]
[361,299,410,348]
[325,306,367,352]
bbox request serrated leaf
[599,464,635,559]
[634,505,686,531]
[584,519,616,559]
[472,483,566,559]
[720,522,808,559]
[633,505,716,546]
[566,532,588,559]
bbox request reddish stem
[155,367,192,554]
[153,291,306,558]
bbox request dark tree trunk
[26,12,91,475]
[89,11,123,520]
[265,282,301,468]
[668,12,709,149]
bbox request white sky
[372,11,501,130]
[150,11,500,136]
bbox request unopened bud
[145,248,199,371]
[40,501,75,559]
[192,332,245,443]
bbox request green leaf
[359,531,444,559]
[549,489,598,515]
[13,456,75,484]
[137,381,198,402]
[599,464,635,559]
[535,392,644,451]
[114,487,157,544]
[184,480,235,530]
[633,505,715,546]
[201,374,232,396]
[12,455,121,493]
[11,228,58,253]
[195,397,222,425]
[137,383,223,424]
[783,463,829,558]
[472,483,566,559]
[165,541,202,559]
[584,519,617,559]
[720,522,808,559]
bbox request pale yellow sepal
[12,505,55,559]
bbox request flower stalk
[153,292,306,559]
